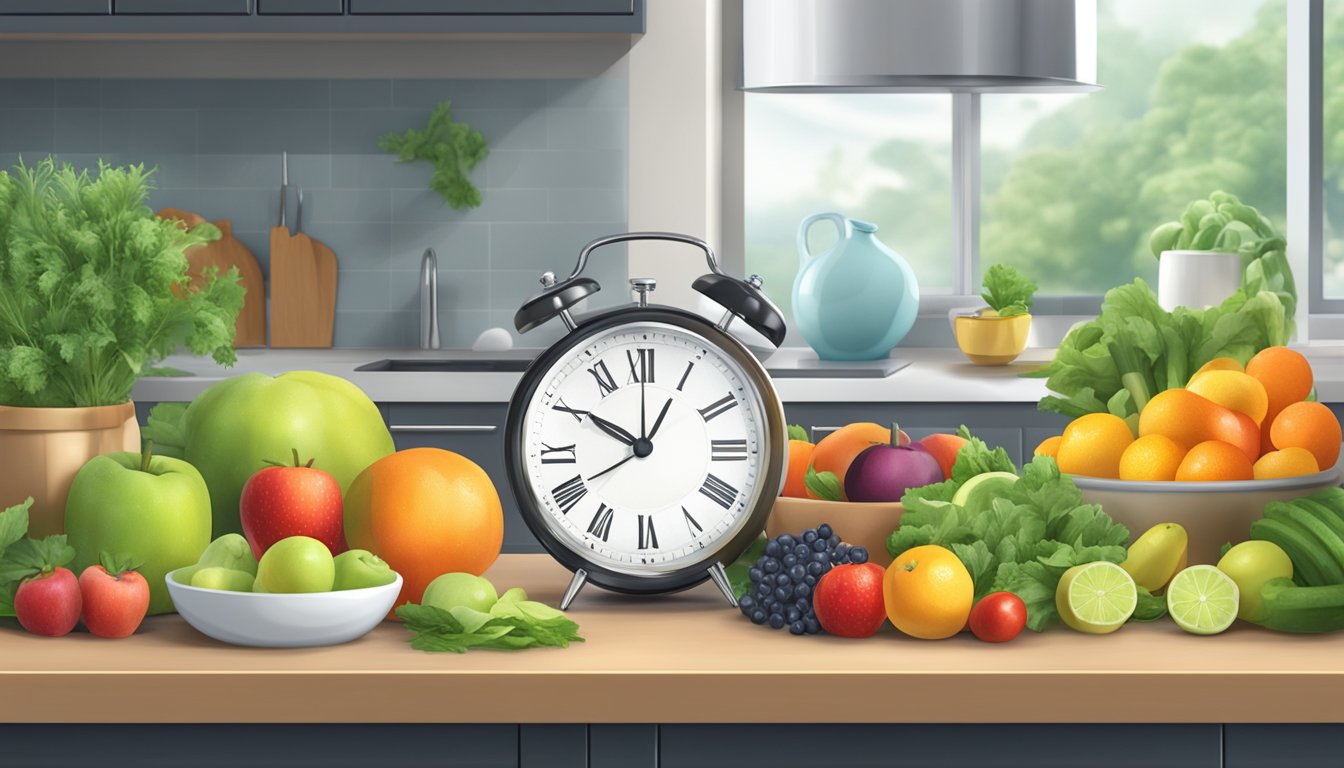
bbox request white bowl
[165,569,403,648]
[1073,460,1344,566]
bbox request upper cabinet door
[348,0,632,13]
[257,0,341,13]
[114,0,251,13]
[0,0,109,13]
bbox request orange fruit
[1138,389,1259,463]
[1174,440,1254,481]
[809,423,909,499]
[883,544,973,640]
[1118,434,1186,481]
[918,433,967,480]
[1253,447,1320,480]
[344,447,503,613]
[1055,413,1134,479]
[1034,435,1063,458]
[1246,347,1314,417]
[1269,401,1342,471]
[781,440,815,498]
[1192,357,1244,377]
[1186,370,1270,426]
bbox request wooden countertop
[3,554,1342,724]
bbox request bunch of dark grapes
[738,523,868,635]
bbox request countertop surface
[3,554,1342,724]
[131,347,1060,404]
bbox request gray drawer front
[115,0,251,12]
[0,0,108,12]
[349,0,632,13]
[257,0,341,12]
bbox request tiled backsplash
[0,78,629,348]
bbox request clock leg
[560,568,588,611]
[707,562,738,608]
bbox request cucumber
[1308,487,1344,521]
[1251,515,1333,587]
[1282,504,1344,583]
[1291,499,1344,570]
[1258,578,1344,633]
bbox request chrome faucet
[420,248,441,349]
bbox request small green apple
[255,536,335,593]
[332,549,397,591]
[65,442,212,615]
[174,533,259,584]
[423,572,498,613]
[190,567,255,592]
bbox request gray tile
[54,80,100,108]
[0,109,53,152]
[441,309,495,348]
[100,79,329,109]
[336,270,390,312]
[392,187,547,223]
[547,78,628,109]
[391,220,490,271]
[227,229,273,276]
[455,108,547,151]
[486,150,625,189]
[437,268,491,312]
[331,153,430,189]
[489,269,546,314]
[53,109,101,153]
[549,188,625,222]
[489,221,627,271]
[99,80,207,109]
[101,109,197,154]
[305,188,391,223]
[332,80,392,109]
[330,108,425,154]
[197,109,330,154]
[188,187,282,232]
[333,311,413,348]
[307,220,393,269]
[392,79,548,110]
[196,153,328,189]
[547,108,626,151]
[136,154,200,191]
[0,81,53,108]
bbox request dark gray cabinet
[114,0,250,13]
[349,0,632,13]
[257,0,341,13]
[0,0,108,13]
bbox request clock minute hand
[646,398,674,440]
[588,413,637,446]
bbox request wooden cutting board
[158,208,266,348]
[269,225,338,348]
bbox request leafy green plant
[1148,190,1296,336]
[0,158,244,408]
[379,101,488,211]
[980,264,1037,317]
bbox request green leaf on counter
[804,466,844,501]
[787,424,809,442]
[1130,587,1169,623]
[397,594,583,654]
[726,535,767,600]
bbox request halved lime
[950,471,1018,509]
[1166,565,1240,635]
[1056,561,1137,634]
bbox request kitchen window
[743,0,1309,328]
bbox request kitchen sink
[354,358,533,373]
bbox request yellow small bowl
[954,313,1031,365]
[767,496,905,567]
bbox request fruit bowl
[767,497,904,567]
[1072,460,1344,566]
[165,570,402,648]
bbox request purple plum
[844,428,944,503]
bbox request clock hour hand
[586,452,636,481]
[588,413,637,446]
[646,398,674,440]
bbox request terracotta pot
[767,496,904,567]
[0,402,140,537]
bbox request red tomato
[968,591,1027,643]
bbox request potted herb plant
[0,158,244,536]
[1148,191,1296,327]
[953,264,1037,365]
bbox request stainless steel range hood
[742,0,1099,93]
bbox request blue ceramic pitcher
[792,213,920,361]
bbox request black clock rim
[504,305,787,596]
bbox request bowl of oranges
[1038,347,1344,565]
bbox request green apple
[333,549,397,591]
[1217,540,1295,622]
[65,442,212,615]
[190,567,254,592]
[174,533,258,584]
[423,572,498,613]
[255,536,335,593]
[146,372,395,537]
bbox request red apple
[844,424,944,503]
[240,449,347,559]
[813,563,887,638]
[79,554,151,639]
[15,567,82,637]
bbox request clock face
[519,320,772,576]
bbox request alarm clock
[505,232,788,609]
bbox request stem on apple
[890,423,901,449]
[139,439,153,473]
